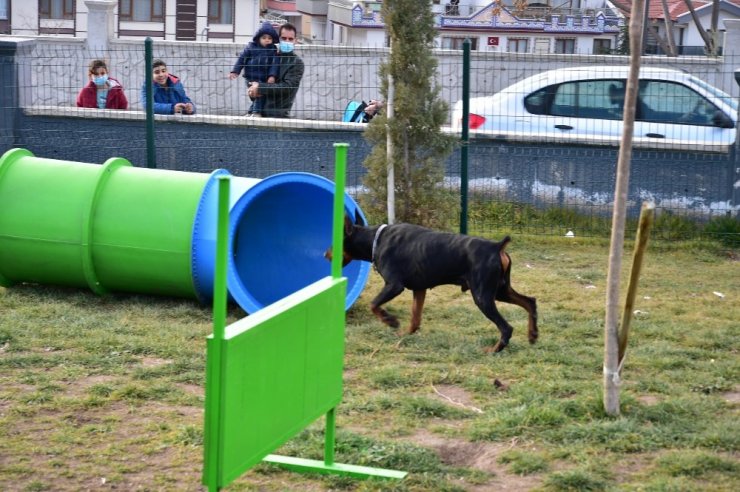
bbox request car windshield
[691,76,738,112]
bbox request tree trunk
[710,0,720,54]
[660,0,677,56]
[682,0,715,53]
[648,21,673,56]
[604,0,646,417]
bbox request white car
[451,66,738,151]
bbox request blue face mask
[93,74,108,86]
[279,41,294,54]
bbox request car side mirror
[711,110,735,129]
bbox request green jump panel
[204,276,347,488]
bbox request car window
[638,80,722,126]
[549,80,623,120]
[691,76,738,113]
[524,87,550,115]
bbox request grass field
[0,237,738,491]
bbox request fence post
[144,38,156,169]
[0,41,23,150]
[460,39,470,235]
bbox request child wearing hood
[76,59,128,110]
[229,22,279,117]
[142,59,195,115]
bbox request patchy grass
[0,237,738,491]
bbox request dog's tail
[499,236,512,273]
[500,235,511,250]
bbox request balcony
[296,0,328,16]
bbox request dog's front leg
[403,290,426,335]
[370,282,405,329]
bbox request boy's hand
[228,72,238,80]
[267,76,276,84]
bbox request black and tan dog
[326,213,538,353]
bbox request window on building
[593,39,612,54]
[208,0,233,24]
[554,38,576,54]
[39,0,74,20]
[441,37,478,50]
[119,0,164,22]
[508,38,529,53]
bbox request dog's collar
[371,224,387,263]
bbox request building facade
[6,1,739,56]
[320,1,622,54]
[0,0,263,44]
[610,0,740,55]
[1,0,622,53]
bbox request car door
[635,80,736,151]
[527,79,624,142]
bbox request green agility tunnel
[0,148,370,311]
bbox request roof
[610,0,740,22]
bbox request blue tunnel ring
[192,171,370,313]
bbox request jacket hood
[148,74,180,88]
[109,78,121,88]
[252,22,278,44]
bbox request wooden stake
[618,201,655,365]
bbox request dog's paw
[485,341,508,353]
[383,315,400,328]
[397,325,419,337]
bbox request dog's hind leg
[496,287,538,344]
[471,284,514,353]
[404,290,426,335]
[496,252,538,344]
[370,282,405,329]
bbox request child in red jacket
[76,59,128,110]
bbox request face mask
[279,41,294,53]
[93,74,108,85]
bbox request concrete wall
[2,108,737,220]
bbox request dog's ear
[354,208,363,226]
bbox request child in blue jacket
[142,59,195,115]
[229,22,279,116]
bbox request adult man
[247,23,304,118]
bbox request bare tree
[682,0,721,55]
[604,0,646,417]
[658,0,678,56]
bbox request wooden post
[618,201,655,365]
